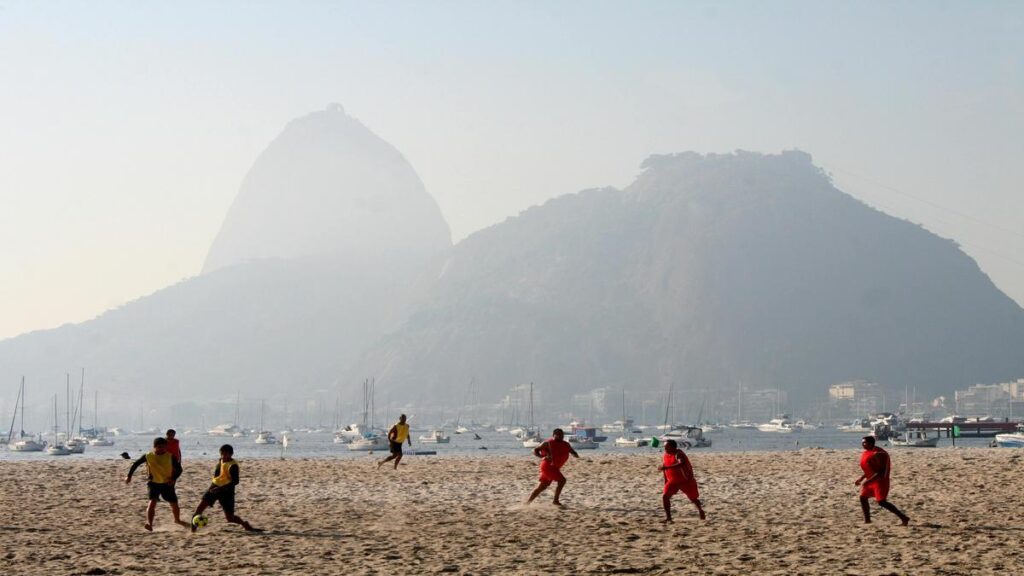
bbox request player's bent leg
[527,480,551,504]
[860,496,872,523]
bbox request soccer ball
[191,514,209,529]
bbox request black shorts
[202,486,236,515]
[147,482,178,503]
[389,441,403,455]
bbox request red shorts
[664,480,699,502]
[539,462,565,483]
[860,479,889,501]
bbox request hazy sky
[1,1,1022,340]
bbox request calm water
[0,426,1002,462]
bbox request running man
[855,436,910,525]
[526,428,579,506]
[377,414,412,470]
[166,428,182,463]
[190,444,262,532]
[659,439,706,523]
[124,436,189,531]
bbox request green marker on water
[650,436,660,448]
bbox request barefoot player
[124,436,189,531]
[377,414,412,470]
[855,436,910,525]
[526,428,579,506]
[659,439,706,523]
[190,444,263,532]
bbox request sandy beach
[1,448,1022,575]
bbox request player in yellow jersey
[189,444,262,532]
[125,437,189,531]
[377,414,412,470]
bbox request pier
[907,421,1020,438]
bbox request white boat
[66,438,87,454]
[347,434,387,451]
[254,431,277,445]
[730,421,757,430]
[837,419,873,433]
[522,437,542,449]
[659,426,712,448]
[795,420,817,430]
[995,425,1024,448]
[494,426,509,433]
[758,417,802,433]
[888,430,940,448]
[701,424,725,434]
[509,427,525,437]
[454,426,470,435]
[88,437,114,447]
[208,423,242,436]
[614,436,647,447]
[418,430,450,444]
[46,443,71,456]
[567,435,599,450]
[7,378,44,452]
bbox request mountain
[202,104,450,274]
[350,151,1024,407]
[0,106,451,413]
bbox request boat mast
[663,382,673,428]
[529,382,534,432]
[6,377,23,443]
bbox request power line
[826,164,1024,243]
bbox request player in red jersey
[526,428,580,506]
[855,436,910,525]
[659,439,706,523]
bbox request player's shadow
[258,529,349,540]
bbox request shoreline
[1,449,1022,574]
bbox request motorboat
[701,424,725,434]
[454,426,470,435]
[347,434,387,451]
[837,419,872,433]
[614,436,647,447]
[758,417,802,433]
[254,431,278,445]
[730,422,757,430]
[419,430,451,444]
[88,436,114,447]
[995,425,1024,448]
[795,420,817,430]
[207,423,242,436]
[522,437,542,449]
[888,430,940,448]
[567,435,599,450]
[659,426,712,448]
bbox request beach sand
[1,448,1022,575]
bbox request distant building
[828,380,885,419]
[954,378,1024,418]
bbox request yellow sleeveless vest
[394,423,409,443]
[145,452,174,484]
[212,459,238,487]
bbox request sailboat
[88,389,114,446]
[46,394,71,456]
[521,383,542,448]
[348,378,387,451]
[65,372,87,454]
[8,377,44,452]
[254,400,278,445]
[615,391,647,447]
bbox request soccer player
[190,444,263,532]
[124,436,189,531]
[526,428,580,507]
[855,436,910,525]
[165,428,182,463]
[377,414,412,470]
[659,439,706,523]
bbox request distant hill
[4,138,1022,419]
[0,105,450,417]
[350,151,1024,406]
[203,104,450,274]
